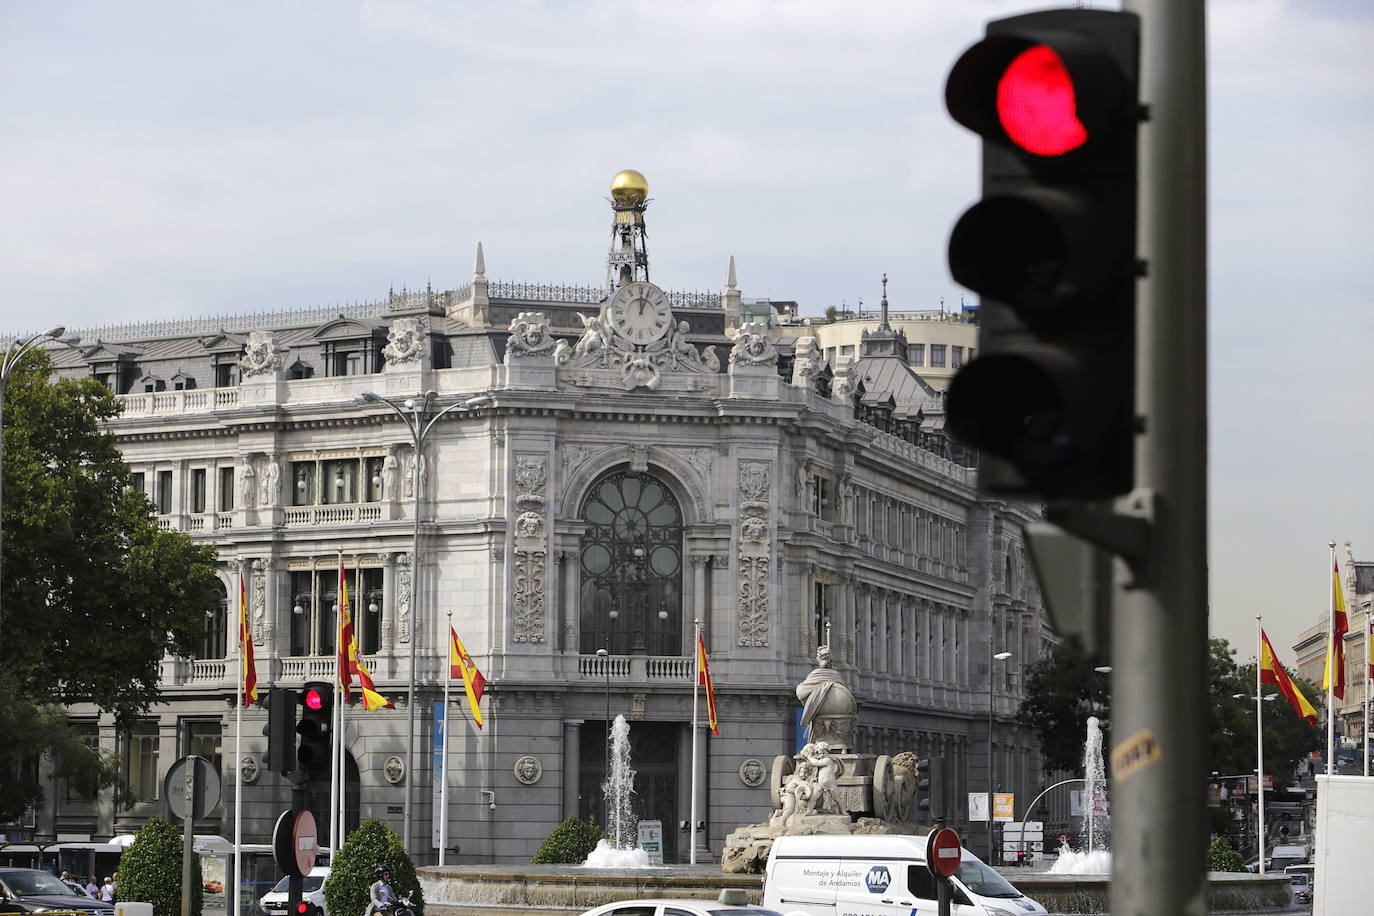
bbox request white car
[578,890,786,916]
[259,866,330,916]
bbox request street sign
[968,792,990,822]
[926,827,963,878]
[993,793,1015,822]
[272,809,318,878]
[637,820,663,866]
[164,755,220,822]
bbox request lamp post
[0,326,79,660]
[989,649,1011,860]
[596,647,611,780]
[357,389,491,856]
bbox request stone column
[559,551,579,653]
[562,719,582,820]
[382,553,398,653]
[692,721,713,862]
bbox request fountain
[1049,715,1112,874]
[583,714,650,868]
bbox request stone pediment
[197,331,248,353]
[310,315,384,340]
[80,340,142,363]
[554,310,720,391]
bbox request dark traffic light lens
[997,45,1087,156]
[304,689,324,710]
[947,354,1072,469]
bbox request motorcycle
[368,893,415,916]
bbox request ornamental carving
[251,558,269,645]
[512,550,546,643]
[382,317,426,367]
[738,556,770,647]
[559,312,719,390]
[832,357,857,402]
[516,511,545,539]
[514,755,543,785]
[239,330,282,378]
[258,457,279,507]
[790,336,819,385]
[729,321,779,368]
[514,456,547,512]
[504,312,557,362]
[561,443,599,479]
[239,756,260,785]
[397,554,412,643]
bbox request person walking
[100,877,115,902]
[84,877,99,898]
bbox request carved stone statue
[381,452,399,499]
[504,312,556,362]
[238,331,281,378]
[382,317,425,367]
[796,644,857,749]
[258,458,279,507]
[240,459,257,509]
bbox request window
[929,345,947,367]
[952,345,964,368]
[124,720,159,803]
[214,363,236,388]
[908,343,924,365]
[191,469,207,514]
[813,581,830,649]
[321,459,359,505]
[365,457,385,502]
[173,375,197,391]
[841,344,855,357]
[181,720,222,772]
[157,470,173,514]
[579,471,683,655]
[131,472,145,495]
[65,721,101,801]
[291,458,386,506]
[219,467,235,511]
[290,567,384,657]
[195,582,228,660]
[826,347,836,363]
[292,462,316,506]
[813,475,832,519]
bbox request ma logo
[864,866,891,893]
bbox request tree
[0,350,220,820]
[532,815,603,864]
[1207,836,1246,873]
[1017,640,1111,774]
[324,820,424,916]
[118,816,203,916]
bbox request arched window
[579,470,683,655]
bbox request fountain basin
[419,864,1297,916]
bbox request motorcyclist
[367,867,397,916]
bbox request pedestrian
[100,877,115,902]
[111,872,118,902]
[85,877,99,897]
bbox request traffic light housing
[295,682,333,776]
[263,687,297,775]
[915,756,945,824]
[944,9,1141,500]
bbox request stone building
[15,171,1052,864]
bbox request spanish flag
[1260,629,1318,728]
[697,630,718,736]
[337,564,354,703]
[239,577,258,705]
[1324,557,1348,700]
[341,570,393,711]
[450,627,486,729]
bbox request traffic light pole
[1112,1,1209,913]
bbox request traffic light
[295,682,333,776]
[263,687,297,775]
[915,756,945,824]
[943,9,1141,500]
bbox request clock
[607,281,672,345]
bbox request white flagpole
[233,565,245,916]
[1327,541,1337,776]
[330,551,343,859]
[1255,615,1266,875]
[1366,597,1371,778]
[440,612,453,866]
[690,618,700,866]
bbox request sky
[1,0,1371,664]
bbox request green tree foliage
[531,815,604,864]
[324,820,423,916]
[117,816,203,916]
[1017,640,1112,774]
[0,350,220,820]
[1207,836,1247,873]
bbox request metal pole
[1327,541,1336,775]
[1255,615,1265,874]
[439,611,452,866]
[403,396,426,857]
[1114,2,1209,913]
[1364,601,1371,777]
[690,618,700,865]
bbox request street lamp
[356,389,491,856]
[0,326,80,659]
[989,649,1012,860]
[596,647,611,785]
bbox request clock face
[608,282,672,345]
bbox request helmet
[373,866,391,879]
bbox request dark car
[0,869,115,916]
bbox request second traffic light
[944,8,1141,500]
[295,682,333,777]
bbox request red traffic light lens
[297,905,309,914]
[997,44,1087,156]
[304,689,324,710]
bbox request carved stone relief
[558,311,720,390]
[397,554,413,643]
[251,558,270,645]
[737,460,772,647]
[382,317,426,367]
[238,330,282,378]
[504,312,557,362]
[729,322,780,368]
[512,455,548,644]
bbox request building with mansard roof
[16,172,1054,865]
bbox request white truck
[763,834,1047,916]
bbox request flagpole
[1255,615,1266,875]
[331,550,343,858]
[690,617,700,866]
[1365,597,1371,777]
[233,565,245,916]
[440,612,453,866]
[1327,541,1337,776]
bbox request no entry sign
[926,827,963,878]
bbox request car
[204,881,224,894]
[577,890,786,916]
[259,866,330,916]
[0,868,115,916]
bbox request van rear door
[764,857,839,915]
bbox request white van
[763,834,1047,916]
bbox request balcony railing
[577,654,693,680]
[283,505,384,527]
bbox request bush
[324,820,423,916]
[532,816,603,865]
[1207,836,1246,873]
[118,817,203,916]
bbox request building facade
[16,174,1053,864]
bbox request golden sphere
[610,169,649,206]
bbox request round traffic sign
[273,809,319,878]
[926,827,963,878]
